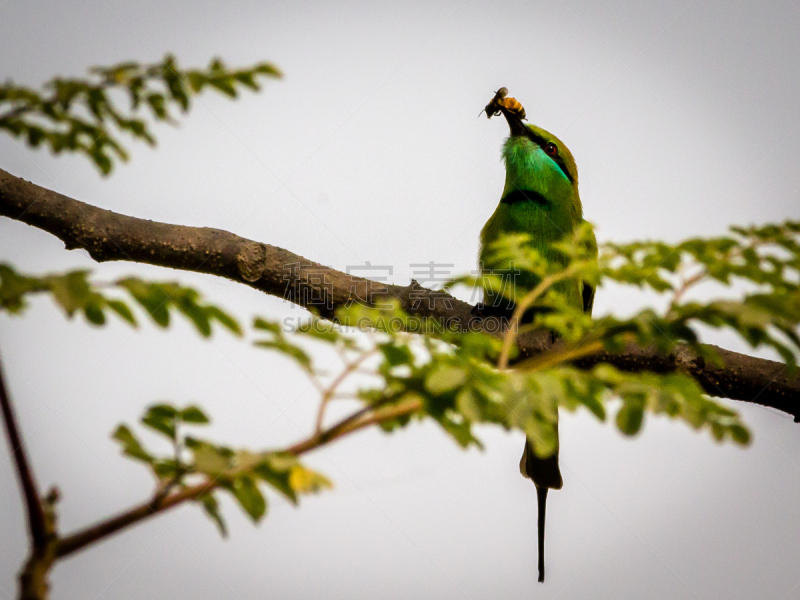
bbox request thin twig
[669,269,707,310]
[306,373,326,395]
[516,340,606,372]
[314,349,376,434]
[0,105,33,122]
[294,397,421,455]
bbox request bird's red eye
[545,142,558,156]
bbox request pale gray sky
[1,1,799,599]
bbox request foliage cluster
[0,55,280,174]
[7,212,800,530]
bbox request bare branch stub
[0,356,60,600]
[0,356,47,545]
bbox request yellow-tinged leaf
[288,465,332,494]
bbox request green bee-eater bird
[478,89,596,583]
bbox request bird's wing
[582,281,595,315]
[581,223,598,316]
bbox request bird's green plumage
[479,117,597,583]
[480,124,590,312]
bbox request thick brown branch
[588,344,798,418]
[0,168,466,324]
[1,168,798,418]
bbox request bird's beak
[501,107,529,137]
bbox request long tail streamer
[536,485,548,583]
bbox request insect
[482,87,526,120]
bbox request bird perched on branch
[478,88,596,582]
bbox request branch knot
[237,242,266,282]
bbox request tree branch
[55,480,214,559]
[1,168,798,418]
[0,353,47,546]
[0,354,59,600]
[55,397,421,558]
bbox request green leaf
[141,404,181,438]
[119,278,170,326]
[295,319,340,344]
[253,317,282,333]
[112,425,154,463]
[1,55,280,172]
[152,459,182,479]
[253,316,315,371]
[455,387,483,422]
[198,493,227,537]
[146,93,168,119]
[106,299,137,326]
[436,412,479,448]
[253,462,298,505]
[117,278,240,337]
[0,264,41,312]
[180,406,210,424]
[177,298,211,337]
[145,404,178,418]
[254,340,313,371]
[83,301,106,325]
[616,404,644,436]
[729,424,751,445]
[425,364,468,395]
[205,306,242,336]
[263,452,298,472]
[48,270,92,316]
[379,343,413,367]
[192,443,233,477]
[228,475,266,522]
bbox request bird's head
[488,90,581,218]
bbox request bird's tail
[536,485,548,583]
[520,437,561,583]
